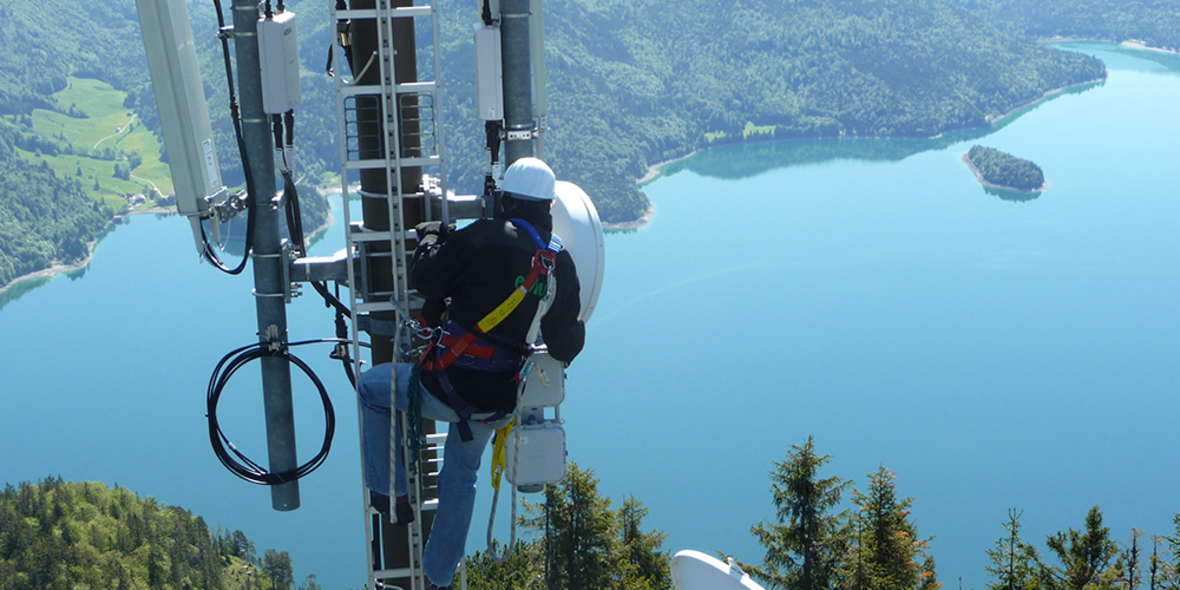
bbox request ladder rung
[374,567,414,579]
[340,84,383,98]
[344,159,390,170]
[358,301,398,313]
[340,82,438,98]
[392,6,432,18]
[348,231,417,244]
[399,156,441,167]
[344,156,440,170]
[335,9,374,20]
[396,81,437,94]
[350,230,393,242]
[340,5,431,20]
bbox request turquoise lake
[1,42,1178,589]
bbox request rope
[486,362,531,562]
[405,364,427,474]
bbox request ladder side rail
[375,3,427,590]
[331,0,386,583]
[430,0,451,227]
[377,1,410,319]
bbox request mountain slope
[1,0,1106,234]
[955,0,1180,49]
[435,0,1104,222]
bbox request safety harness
[419,218,562,442]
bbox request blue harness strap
[509,218,563,256]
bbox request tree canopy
[954,0,1180,51]
[0,477,301,590]
[967,145,1045,191]
[463,462,672,590]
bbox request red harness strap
[421,248,556,373]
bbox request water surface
[1,41,1177,589]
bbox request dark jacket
[412,203,585,414]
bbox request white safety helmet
[500,157,556,201]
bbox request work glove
[415,221,454,243]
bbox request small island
[963,145,1047,192]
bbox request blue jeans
[358,363,509,587]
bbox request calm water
[2,42,1178,589]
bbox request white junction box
[520,352,565,408]
[259,11,301,114]
[505,422,567,486]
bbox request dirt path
[93,113,138,150]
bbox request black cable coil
[206,340,342,485]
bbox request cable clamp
[218,26,235,40]
[261,325,286,352]
[506,129,533,141]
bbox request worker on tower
[357,157,586,589]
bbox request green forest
[0,120,112,287]
[966,145,1045,191]
[734,438,1180,590]
[955,0,1180,50]
[9,441,1180,590]
[0,477,319,590]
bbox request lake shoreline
[627,74,1100,229]
[0,205,174,297]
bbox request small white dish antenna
[551,181,605,322]
[671,550,767,590]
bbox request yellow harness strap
[477,288,529,334]
[490,418,515,491]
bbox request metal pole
[501,0,535,164]
[233,0,299,511]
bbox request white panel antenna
[474,22,504,121]
[135,0,228,253]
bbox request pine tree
[1042,507,1124,590]
[747,436,849,590]
[986,509,1041,590]
[849,466,938,590]
[530,463,617,590]
[617,496,671,590]
[464,542,545,590]
[518,462,671,590]
[1126,529,1145,590]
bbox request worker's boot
[369,492,415,524]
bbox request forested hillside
[0,0,328,291]
[0,0,1107,282]
[956,0,1180,50]
[0,477,315,590]
[0,121,112,287]
[432,0,1104,222]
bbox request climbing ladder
[331,0,451,589]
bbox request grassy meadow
[13,76,173,211]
